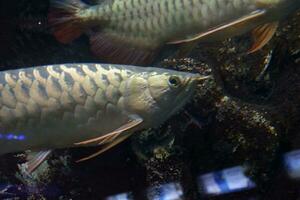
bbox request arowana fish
[0,63,208,172]
[48,0,300,65]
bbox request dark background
[0,0,300,199]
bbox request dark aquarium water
[0,0,300,199]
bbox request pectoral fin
[167,10,266,44]
[75,115,143,146]
[248,22,278,53]
[23,150,52,174]
[76,132,133,162]
[75,115,143,162]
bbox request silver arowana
[0,63,208,172]
[48,0,300,65]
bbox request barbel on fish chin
[0,63,207,172]
[48,0,300,65]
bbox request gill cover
[147,74,183,108]
[123,75,158,115]
[122,72,190,126]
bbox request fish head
[123,68,210,127]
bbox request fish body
[49,0,300,64]
[0,63,203,156]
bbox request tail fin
[48,0,88,43]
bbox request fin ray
[75,115,143,162]
[248,22,278,53]
[90,31,159,65]
[25,150,52,174]
[48,0,87,43]
[74,115,143,146]
[76,132,132,162]
[167,10,266,44]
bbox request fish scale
[0,64,129,153]
[103,0,257,39]
[49,0,300,64]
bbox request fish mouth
[167,74,211,117]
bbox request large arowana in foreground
[0,63,208,172]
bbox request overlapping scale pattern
[0,64,132,132]
[101,0,257,41]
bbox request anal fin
[248,22,279,53]
[89,31,159,65]
[23,150,52,174]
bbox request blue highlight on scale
[0,133,26,141]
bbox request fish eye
[168,76,181,88]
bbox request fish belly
[0,64,130,154]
